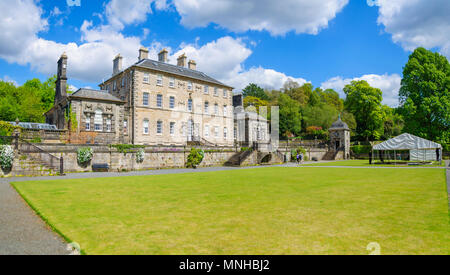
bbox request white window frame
[106,118,112,132]
[143,92,149,106]
[113,81,117,91]
[204,101,209,114]
[143,119,149,134]
[214,103,219,115]
[214,87,218,96]
[169,96,175,109]
[214,126,219,138]
[223,89,227,98]
[85,116,90,131]
[224,127,228,139]
[169,77,175,88]
[143,73,150,83]
[187,99,193,112]
[223,105,227,117]
[123,119,128,134]
[187,81,193,91]
[121,77,125,87]
[157,74,163,86]
[94,109,103,132]
[157,120,163,134]
[204,125,209,138]
[204,85,209,94]
[170,122,175,136]
[156,94,163,108]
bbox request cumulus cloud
[321,73,402,107]
[372,0,450,58]
[172,0,349,35]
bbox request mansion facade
[45,48,268,146]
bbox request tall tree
[276,93,302,138]
[399,47,450,144]
[344,80,384,141]
[242,83,269,100]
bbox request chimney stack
[54,52,68,104]
[177,53,187,67]
[139,46,149,61]
[158,48,168,63]
[113,54,123,75]
[188,59,196,70]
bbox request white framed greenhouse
[372,133,442,163]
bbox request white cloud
[172,0,349,35]
[321,73,402,107]
[105,0,168,29]
[0,0,47,59]
[372,0,450,58]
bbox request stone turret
[54,53,68,104]
[329,115,350,159]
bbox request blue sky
[0,0,449,107]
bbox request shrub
[77,147,93,165]
[291,146,307,161]
[136,148,145,163]
[240,147,253,152]
[0,121,21,136]
[0,145,14,170]
[351,145,372,155]
[186,148,204,168]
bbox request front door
[335,140,340,150]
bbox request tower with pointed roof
[328,115,350,159]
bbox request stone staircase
[2,153,58,177]
[224,150,254,166]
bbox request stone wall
[23,143,242,173]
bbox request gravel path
[0,182,70,255]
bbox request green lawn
[12,167,450,255]
[303,159,445,167]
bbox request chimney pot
[188,59,196,70]
[158,48,168,63]
[139,46,149,61]
[177,53,187,67]
[113,54,123,75]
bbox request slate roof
[329,117,349,130]
[69,88,124,103]
[134,59,232,89]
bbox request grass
[12,167,450,255]
[303,159,445,167]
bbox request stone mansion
[45,48,269,146]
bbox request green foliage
[351,145,372,155]
[0,75,63,123]
[277,93,302,138]
[243,96,269,113]
[110,144,146,154]
[240,147,253,152]
[242,83,269,100]
[381,105,404,140]
[344,80,384,141]
[302,104,339,130]
[283,81,313,106]
[0,121,21,136]
[77,147,93,165]
[0,145,14,170]
[186,148,204,168]
[399,47,450,145]
[65,105,78,132]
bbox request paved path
[446,160,450,210]
[0,182,70,255]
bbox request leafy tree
[302,104,339,130]
[399,47,450,144]
[243,96,268,110]
[276,93,302,138]
[344,80,384,141]
[317,88,344,111]
[242,83,269,100]
[283,82,313,106]
[381,105,404,140]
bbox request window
[204,85,209,94]
[106,118,112,132]
[143,119,149,134]
[124,119,128,134]
[204,125,209,137]
[85,116,90,131]
[143,92,149,106]
[157,94,163,108]
[169,96,175,109]
[223,89,227,98]
[214,126,219,138]
[223,105,227,116]
[224,127,228,139]
[94,109,103,131]
[143,73,149,83]
[234,127,237,139]
[204,101,209,114]
[113,81,117,91]
[170,122,175,135]
[157,120,162,134]
[187,99,192,112]
[214,87,218,96]
[169,77,175,88]
[214,103,219,115]
[121,77,125,87]
[187,81,193,91]
[157,74,163,86]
